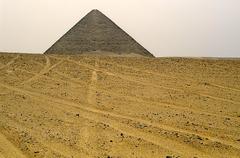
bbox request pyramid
[45,9,154,57]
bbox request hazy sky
[1,0,240,57]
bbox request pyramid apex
[88,9,103,16]
[91,9,101,13]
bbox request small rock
[197,136,203,140]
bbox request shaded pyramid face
[45,9,154,57]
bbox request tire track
[99,59,178,79]
[1,92,174,157]
[0,55,19,70]
[13,65,240,121]
[0,132,27,158]
[2,56,238,147]
[101,60,240,93]
[30,60,240,120]
[0,82,239,152]
[65,58,184,92]
[195,93,240,105]
[1,116,90,158]
[87,58,98,105]
[73,110,203,158]
[21,55,51,84]
[0,83,210,158]
[14,67,88,90]
[85,57,98,149]
[22,56,63,85]
[24,65,240,121]
[209,83,240,93]
[97,87,240,121]
[65,58,240,105]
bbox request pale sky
[1,0,240,57]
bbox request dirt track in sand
[0,53,240,158]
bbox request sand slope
[0,53,239,158]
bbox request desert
[0,53,239,158]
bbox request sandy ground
[0,53,239,158]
